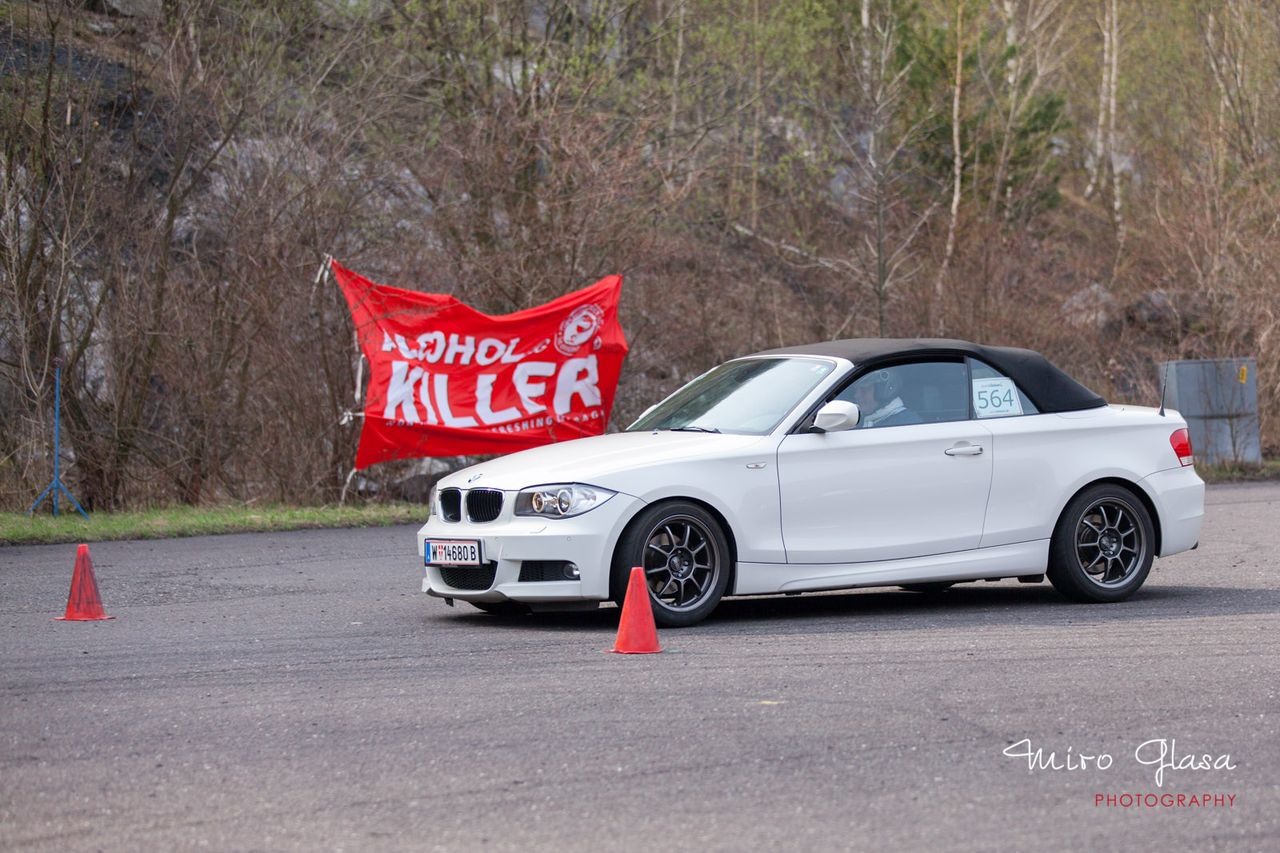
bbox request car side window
[968,358,1040,418]
[835,360,969,428]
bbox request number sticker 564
[972,377,1023,417]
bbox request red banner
[334,260,628,469]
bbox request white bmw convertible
[417,339,1204,627]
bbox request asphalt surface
[2,483,1278,851]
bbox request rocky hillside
[3,1,1276,509]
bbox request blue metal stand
[28,361,90,520]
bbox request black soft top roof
[750,338,1106,413]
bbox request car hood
[438,431,775,493]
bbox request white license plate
[426,539,482,566]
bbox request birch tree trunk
[934,0,965,336]
[1107,0,1123,250]
[1083,0,1112,200]
[750,0,763,230]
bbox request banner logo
[556,304,605,355]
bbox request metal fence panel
[1161,358,1262,464]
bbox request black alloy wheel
[613,501,731,628]
[1048,484,1155,603]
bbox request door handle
[945,443,984,457]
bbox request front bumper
[416,492,643,603]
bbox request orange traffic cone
[611,566,662,654]
[55,544,114,621]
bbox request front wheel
[1047,484,1154,603]
[612,501,731,628]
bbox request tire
[612,501,731,628]
[899,582,956,594]
[1047,483,1155,603]
[468,601,531,617]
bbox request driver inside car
[850,369,922,428]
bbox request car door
[776,359,994,564]
[963,357,1063,548]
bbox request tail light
[1170,428,1194,467]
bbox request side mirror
[812,400,860,433]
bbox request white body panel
[777,421,994,562]
[1140,465,1205,556]
[978,406,1194,548]
[423,432,789,564]
[416,355,1205,609]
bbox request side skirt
[732,540,1050,596]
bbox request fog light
[518,560,581,582]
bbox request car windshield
[627,357,836,435]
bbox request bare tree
[934,0,967,335]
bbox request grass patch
[6,458,1271,545]
[1196,459,1280,484]
[1,503,426,546]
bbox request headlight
[514,484,616,518]
[427,483,439,517]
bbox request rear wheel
[1047,484,1154,603]
[612,501,731,628]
